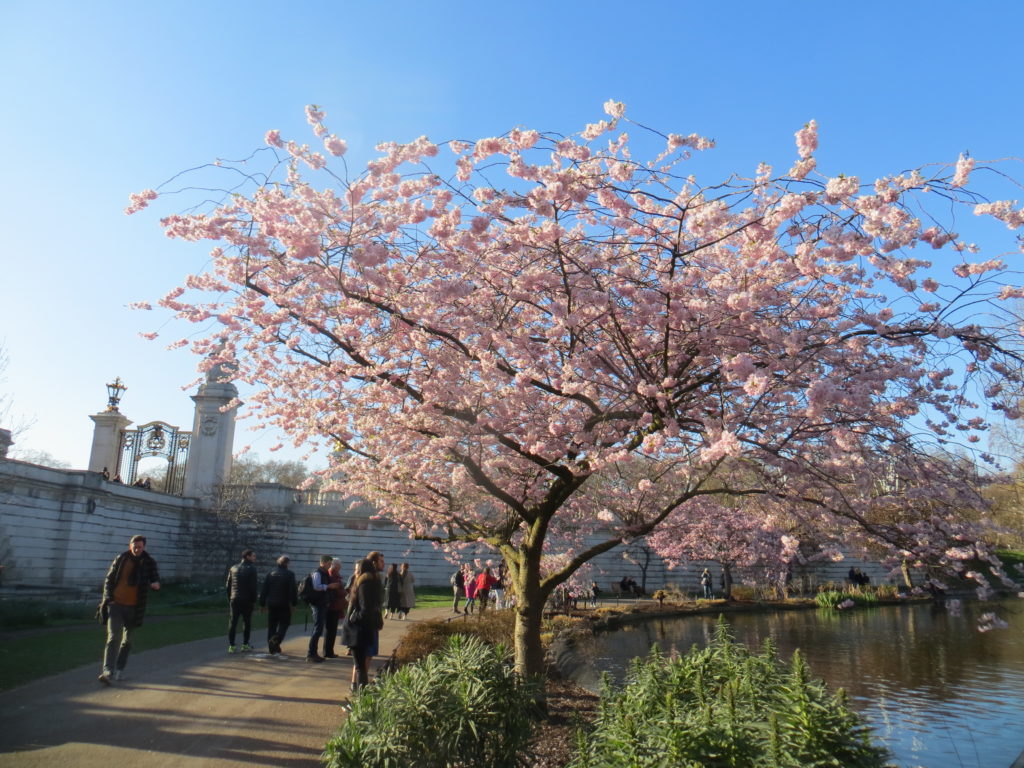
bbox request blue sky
[1,1,1022,469]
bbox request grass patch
[411,585,455,610]
[0,586,270,691]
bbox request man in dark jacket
[98,534,161,685]
[305,554,335,663]
[226,549,259,652]
[259,555,297,654]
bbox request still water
[565,601,1024,768]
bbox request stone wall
[0,459,895,594]
[0,459,197,592]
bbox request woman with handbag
[344,555,384,692]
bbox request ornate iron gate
[118,421,191,494]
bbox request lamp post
[89,378,132,475]
[105,377,127,412]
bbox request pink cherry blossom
[133,104,1024,680]
[952,153,974,187]
[124,188,158,215]
[324,135,347,156]
[795,120,818,159]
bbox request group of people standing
[451,560,505,614]
[383,562,416,619]
[97,535,406,694]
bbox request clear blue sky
[1,1,1022,469]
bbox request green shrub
[814,589,843,609]
[568,618,889,768]
[324,635,541,768]
[815,588,877,610]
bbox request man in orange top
[98,535,161,685]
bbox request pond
[563,601,1024,768]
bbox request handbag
[341,591,365,647]
[340,614,362,647]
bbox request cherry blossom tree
[132,103,1024,680]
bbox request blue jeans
[307,604,326,656]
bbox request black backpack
[298,572,317,604]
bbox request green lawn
[0,583,452,691]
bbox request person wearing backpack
[305,555,336,663]
[259,555,297,654]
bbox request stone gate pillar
[182,366,239,499]
[0,428,12,459]
[88,411,132,476]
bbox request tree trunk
[510,535,551,687]
[513,593,546,682]
[900,559,914,589]
[722,563,733,600]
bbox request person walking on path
[398,562,415,619]
[322,558,347,658]
[463,563,479,614]
[474,566,497,615]
[98,534,161,685]
[259,555,297,654]
[226,549,258,653]
[344,556,384,692]
[451,564,466,613]
[384,563,401,619]
[306,555,336,663]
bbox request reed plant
[324,635,541,768]
[568,617,889,768]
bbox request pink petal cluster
[124,188,158,215]
[951,153,974,187]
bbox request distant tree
[0,344,34,441]
[622,542,654,594]
[228,454,310,489]
[12,449,71,469]
[188,484,287,579]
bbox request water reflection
[568,602,1024,768]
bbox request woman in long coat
[398,562,415,619]
[345,557,383,691]
[383,563,401,619]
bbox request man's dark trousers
[228,599,254,646]
[267,606,291,646]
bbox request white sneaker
[114,670,124,681]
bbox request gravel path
[0,605,454,767]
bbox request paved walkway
[0,605,454,767]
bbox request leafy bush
[815,590,842,609]
[568,618,889,768]
[816,588,878,610]
[324,635,541,768]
